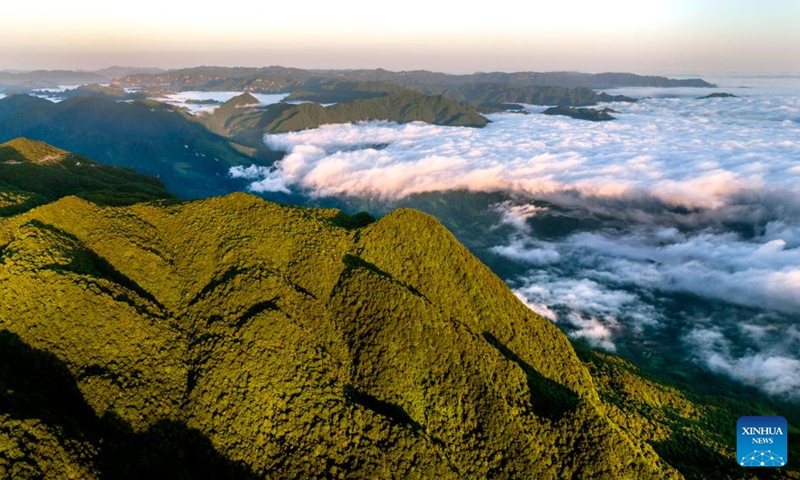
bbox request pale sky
[2,0,799,74]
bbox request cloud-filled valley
[497,201,800,399]
[231,79,800,400]
[233,84,800,208]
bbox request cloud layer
[685,324,800,399]
[232,80,800,399]
[235,85,800,209]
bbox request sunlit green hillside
[1,190,681,479]
[0,138,173,216]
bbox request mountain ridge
[203,91,487,149]
[0,188,678,478]
[0,138,174,216]
[118,66,714,92]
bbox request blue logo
[738,416,787,467]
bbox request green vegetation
[283,78,407,103]
[437,83,636,108]
[582,351,800,480]
[266,91,488,132]
[119,67,645,115]
[0,173,796,478]
[53,84,147,101]
[697,93,738,99]
[1,184,686,479]
[184,99,223,105]
[201,93,282,154]
[0,138,174,216]
[279,81,637,111]
[0,137,69,163]
[117,67,715,93]
[0,70,107,92]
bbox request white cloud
[562,227,800,314]
[565,312,618,352]
[491,239,560,265]
[512,275,661,351]
[506,207,800,398]
[685,327,800,399]
[513,291,558,321]
[231,81,800,400]
[494,201,549,231]
[228,164,291,194]
[235,90,800,210]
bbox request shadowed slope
[0,95,262,198]
[0,330,258,480]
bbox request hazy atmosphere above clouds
[2,0,799,73]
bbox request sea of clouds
[231,77,800,399]
[497,200,800,398]
[232,83,800,205]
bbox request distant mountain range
[204,91,487,147]
[117,66,715,92]
[281,79,638,110]
[2,67,712,137]
[1,144,794,478]
[0,70,108,92]
[0,63,717,201]
[91,66,167,80]
[0,87,495,197]
[0,67,711,103]
[0,67,165,92]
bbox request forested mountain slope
[0,190,678,478]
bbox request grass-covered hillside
[0,138,174,216]
[271,91,489,132]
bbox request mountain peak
[0,138,69,164]
[222,92,260,108]
[0,191,672,477]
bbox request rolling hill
[264,91,489,132]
